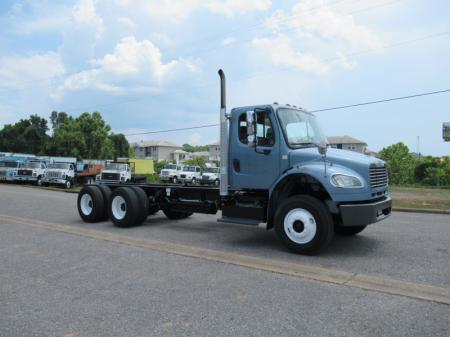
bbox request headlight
[331,174,363,188]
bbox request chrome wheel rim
[80,193,93,215]
[283,208,317,244]
[111,195,126,220]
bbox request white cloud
[118,17,136,28]
[253,35,329,75]
[72,0,104,38]
[147,0,201,23]
[189,132,202,144]
[0,52,65,90]
[221,37,235,46]
[207,0,272,16]
[265,0,381,49]
[53,36,195,98]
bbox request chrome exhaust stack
[218,69,229,196]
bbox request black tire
[36,176,42,186]
[77,185,105,223]
[129,186,150,225]
[163,209,193,220]
[65,179,72,189]
[109,187,140,228]
[274,195,334,254]
[172,176,178,184]
[96,185,112,220]
[335,225,367,236]
[214,179,219,186]
[191,177,197,185]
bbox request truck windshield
[26,162,41,169]
[204,167,219,173]
[48,163,70,169]
[0,161,18,168]
[165,164,177,170]
[277,108,327,147]
[183,166,197,172]
[106,163,127,171]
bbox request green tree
[0,115,49,154]
[109,133,130,160]
[47,116,86,158]
[379,142,415,185]
[155,160,169,173]
[184,157,207,170]
[182,143,209,152]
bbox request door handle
[233,159,240,172]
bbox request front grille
[46,171,62,178]
[161,171,168,176]
[180,174,186,178]
[202,175,209,180]
[369,165,388,189]
[18,169,32,176]
[102,172,120,180]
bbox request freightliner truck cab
[76,69,392,254]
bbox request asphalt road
[1,184,449,337]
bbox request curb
[393,207,450,215]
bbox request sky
[0,0,449,155]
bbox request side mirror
[246,111,256,148]
[317,142,328,156]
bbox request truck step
[217,217,261,226]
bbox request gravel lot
[1,184,449,337]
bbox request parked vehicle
[160,164,184,183]
[77,69,392,254]
[117,158,154,183]
[42,162,76,189]
[200,166,220,185]
[0,160,23,182]
[97,162,131,184]
[76,162,104,185]
[179,165,202,185]
[14,161,47,185]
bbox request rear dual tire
[77,185,109,222]
[109,186,150,228]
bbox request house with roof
[208,141,220,162]
[131,140,182,162]
[327,136,368,154]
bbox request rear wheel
[129,186,150,225]
[109,187,140,227]
[274,195,334,254]
[96,185,111,220]
[77,185,105,223]
[335,225,367,236]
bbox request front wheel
[335,225,367,236]
[172,176,178,184]
[65,179,72,189]
[274,195,334,254]
[191,177,197,185]
[36,176,42,186]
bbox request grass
[390,186,450,211]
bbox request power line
[125,124,219,136]
[123,88,450,136]
[309,89,450,112]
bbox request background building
[327,136,367,153]
[132,140,181,162]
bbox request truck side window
[238,114,248,144]
[256,112,275,147]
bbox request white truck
[200,166,220,186]
[97,162,132,184]
[179,165,202,185]
[15,161,47,185]
[42,162,76,189]
[160,164,183,183]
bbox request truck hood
[290,147,386,181]
[102,169,123,174]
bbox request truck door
[230,109,280,189]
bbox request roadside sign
[444,123,450,142]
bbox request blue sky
[0,0,449,155]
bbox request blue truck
[76,70,392,254]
